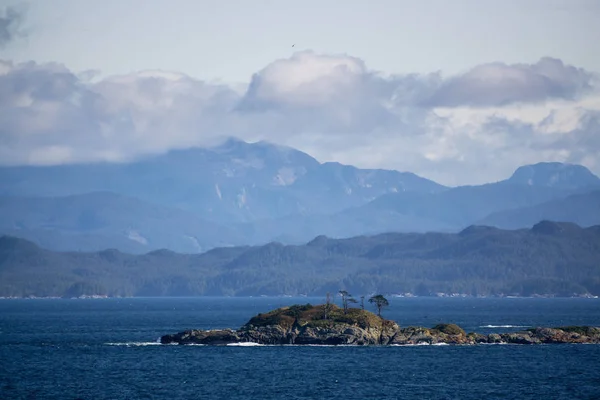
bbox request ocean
[1,297,599,399]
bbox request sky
[1,0,599,186]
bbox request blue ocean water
[1,297,599,400]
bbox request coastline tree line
[328,291,389,318]
[1,221,600,298]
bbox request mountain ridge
[0,191,244,253]
[506,162,600,189]
[1,221,599,298]
[0,138,447,224]
[0,138,599,253]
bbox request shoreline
[1,294,598,300]
[160,303,600,346]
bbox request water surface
[1,297,599,399]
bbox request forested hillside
[1,221,599,298]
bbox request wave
[390,342,449,347]
[226,342,264,347]
[105,342,163,347]
[480,325,529,328]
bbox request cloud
[424,57,597,107]
[535,110,600,170]
[0,60,240,164]
[0,52,599,186]
[0,5,27,48]
[239,51,369,109]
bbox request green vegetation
[243,302,391,331]
[431,323,466,336]
[1,221,600,297]
[547,326,599,335]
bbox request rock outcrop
[160,304,600,346]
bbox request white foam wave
[478,342,509,345]
[226,342,264,347]
[480,325,529,328]
[390,342,435,347]
[105,342,162,347]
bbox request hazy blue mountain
[0,138,446,224]
[0,192,245,253]
[2,221,599,298]
[503,162,600,190]
[1,139,599,253]
[239,181,587,243]
[477,190,600,229]
[319,162,600,236]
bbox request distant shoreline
[1,294,598,300]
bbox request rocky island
[160,303,600,346]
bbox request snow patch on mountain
[184,235,202,252]
[127,230,148,245]
[272,167,301,186]
[237,188,247,208]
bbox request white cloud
[241,51,367,107]
[0,52,599,186]
[423,57,597,107]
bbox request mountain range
[0,138,599,253]
[1,221,599,298]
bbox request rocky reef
[160,304,600,346]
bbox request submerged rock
[160,303,600,346]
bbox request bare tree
[368,294,389,317]
[338,290,350,314]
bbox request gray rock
[160,311,600,346]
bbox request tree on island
[338,290,357,314]
[323,292,333,320]
[348,297,358,310]
[368,294,389,317]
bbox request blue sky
[1,0,599,185]
[5,0,600,81]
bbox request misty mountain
[1,138,599,253]
[0,138,446,224]
[2,221,599,298]
[477,190,600,229]
[505,162,600,190]
[0,192,244,253]
[240,180,598,243]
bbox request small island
[160,302,600,346]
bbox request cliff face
[160,304,600,346]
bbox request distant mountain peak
[458,225,500,236]
[507,162,600,190]
[211,137,300,154]
[211,137,253,153]
[531,220,582,235]
[0,235,41,253]
[307,235,329,246]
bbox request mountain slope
[505,162,600,189]
[0,192,244,253]
[2,221,599,298]
[477,190,600,229]
[0,138,446,224]
[241,182,582,243]
[2,140,599,252]
[237,161,600,243]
